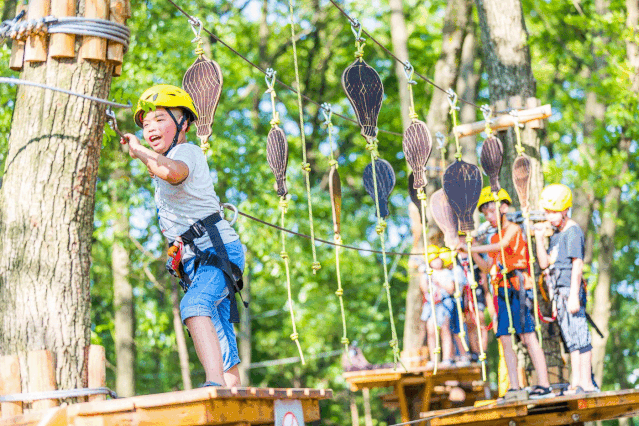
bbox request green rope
[465,235,487,381]
[287,0,321,274]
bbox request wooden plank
[48,0,75,58]
[394,381,410,423]
[9,2,29,70]
[87,345,106,402]
[421,377,435,413]
[0,355,23,418]
[27,350,57,411]
[79,0,109,61]
[453,105,552,138]
[24,0,51,62]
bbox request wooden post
[526,97,543,129]
[9,2,28,71]
[362,388,373,426]
[28,350,58,411]
[0,355,23,418]
[79,0,110,61]
[24,0,51,63]
[107,0,130,76]
[48,0,76,58]
[88,345,106,402]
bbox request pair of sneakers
[528,385,555,400]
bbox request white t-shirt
[154,143,238,259]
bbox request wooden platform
[343,364,487,422]
[0,387,332,426]
[420,388,639,425]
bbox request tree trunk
[401,0,472,353]
[0,56,112,390]
[111,171,135,397]
[389,0,412,130]
[238,264,252,386]
[475,0,542,206]
[456,17,480,165]
[171,280,192,390]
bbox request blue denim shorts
[180,239,245,371]
[496,288,535,337]
[421,297,454,327]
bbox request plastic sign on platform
[274,399,305,426]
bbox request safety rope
[287,0,321,274]
[0,14,130,49]
[0,77,131,109]
[367,136,401,368]
[511,111,543,347]
[450,260,469,352]
[464,234,487,380]
[417,188,441,373]
[447,89,463,160]
[266,77,305,364]
[321,103,349,354]
[163,0,401,138]
[435,132,447,179]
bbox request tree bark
[238,263,252,386]
[456,17,480,165]
[0,0,120,391]
[389,0,412,130]
[111,171,135,397]
[0,57,112,390]
[475,0,542,206]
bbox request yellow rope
[450,256,469,352]
[464,235,487,381]
[366,137,401,367]
[287,0,321,274]
[417,189,441,373]
[494,193,517,353]
[279,198,305,364]
[323,105,349,353]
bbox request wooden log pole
[453,104,552,138]
[0,355,23,418]
[48,0,76,59]
[9,2,29,71]
[79,0,109,62]
[24,0,51,63]
[88,345,106,402]
[107,0,130,75]
[27,350,58,411]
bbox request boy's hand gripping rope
[417,189,441,373]
[287,0,321,274]
[266,75,305,364]
[511,111,543,346]
[464,235,487,380]
[447,89,462,160]
[322,103,350,354]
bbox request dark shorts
[462,284,487,312]
[556,286,592,353]
[496,288,535,337]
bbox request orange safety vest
[488,223,532,290]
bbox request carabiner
[403,62,417,85]
[190,17,202,43]
[321,102,333,126]
[265,68,277,91]
[446,88,459,110]
[350,18,365,42]
[435,131,446,149]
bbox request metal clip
[222,203,239,226]
[509,109,523,128]
[403,62,417,85]
[481,105,492,122]
[265,68,277,91]
[321,102,333,126]
[446,88,459,110]
[189,17,202,43]
[106,107,125,139]
[435,131,446,149]
[350,18,365,42]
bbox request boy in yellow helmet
[463,187,553,399]
[122,85,244,388]
[534,184,595,394]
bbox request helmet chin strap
[164,109,187,155]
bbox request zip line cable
[327,0,484,111]
[164,0,402,137]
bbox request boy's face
[142,107,180,154]
[481,201,509,228]
[544,209,566,227]
[429,258,443,270]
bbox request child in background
[534,184,595,394]
[420,245,455,367]
[465,187,553,399]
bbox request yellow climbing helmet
[477,187,512,211]
[540,183,572,211]
[134,84,199,127]
[427,244,441,264]
[438,248,455,267]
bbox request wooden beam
[107,0,129,74]
[0,355,22,418]
[453,104,552,138]
[27,350,58,412]
[48,0,75,58]
[79,0,109,61]
[88,345,106,402]
[9,2,28,71]
[24,0,51,62]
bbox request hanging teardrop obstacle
[363,159,396,219]
[510,112,544,347]
[264,68,304,364]
[403,120,433,190]
[429,189,468,353]
[479,131,517,352]
[182,18,223,153]
[442,161,486,380]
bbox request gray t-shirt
[547,224,584,288]
[154,143,238,260]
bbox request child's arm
[122,134,189,185]
[534,224,552,269]
[471,251,491,274]
[467,225,519,254]
[568,257,584,314]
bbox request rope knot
[389,339,398,348]
[328,159,338,168]
[479,353,487,361]
[376,220,387,235]
[434,347,441,354]
[427,269,433,275]
[270,115,281,127]
[416,191,427,201]
[341,337,350,345]
[535,325,542,332]
[382,281,390,290]
[508,327,516,334]
[334,234,342,245]
[301,162,311,172]
[200,141,210,153]
[279,198,289,210]
[454,292,461,299]
[290,333,299,341]
[470,282,478,290]
[335,289,344,297]
[312,261,321,271]
[280,251,289,259]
